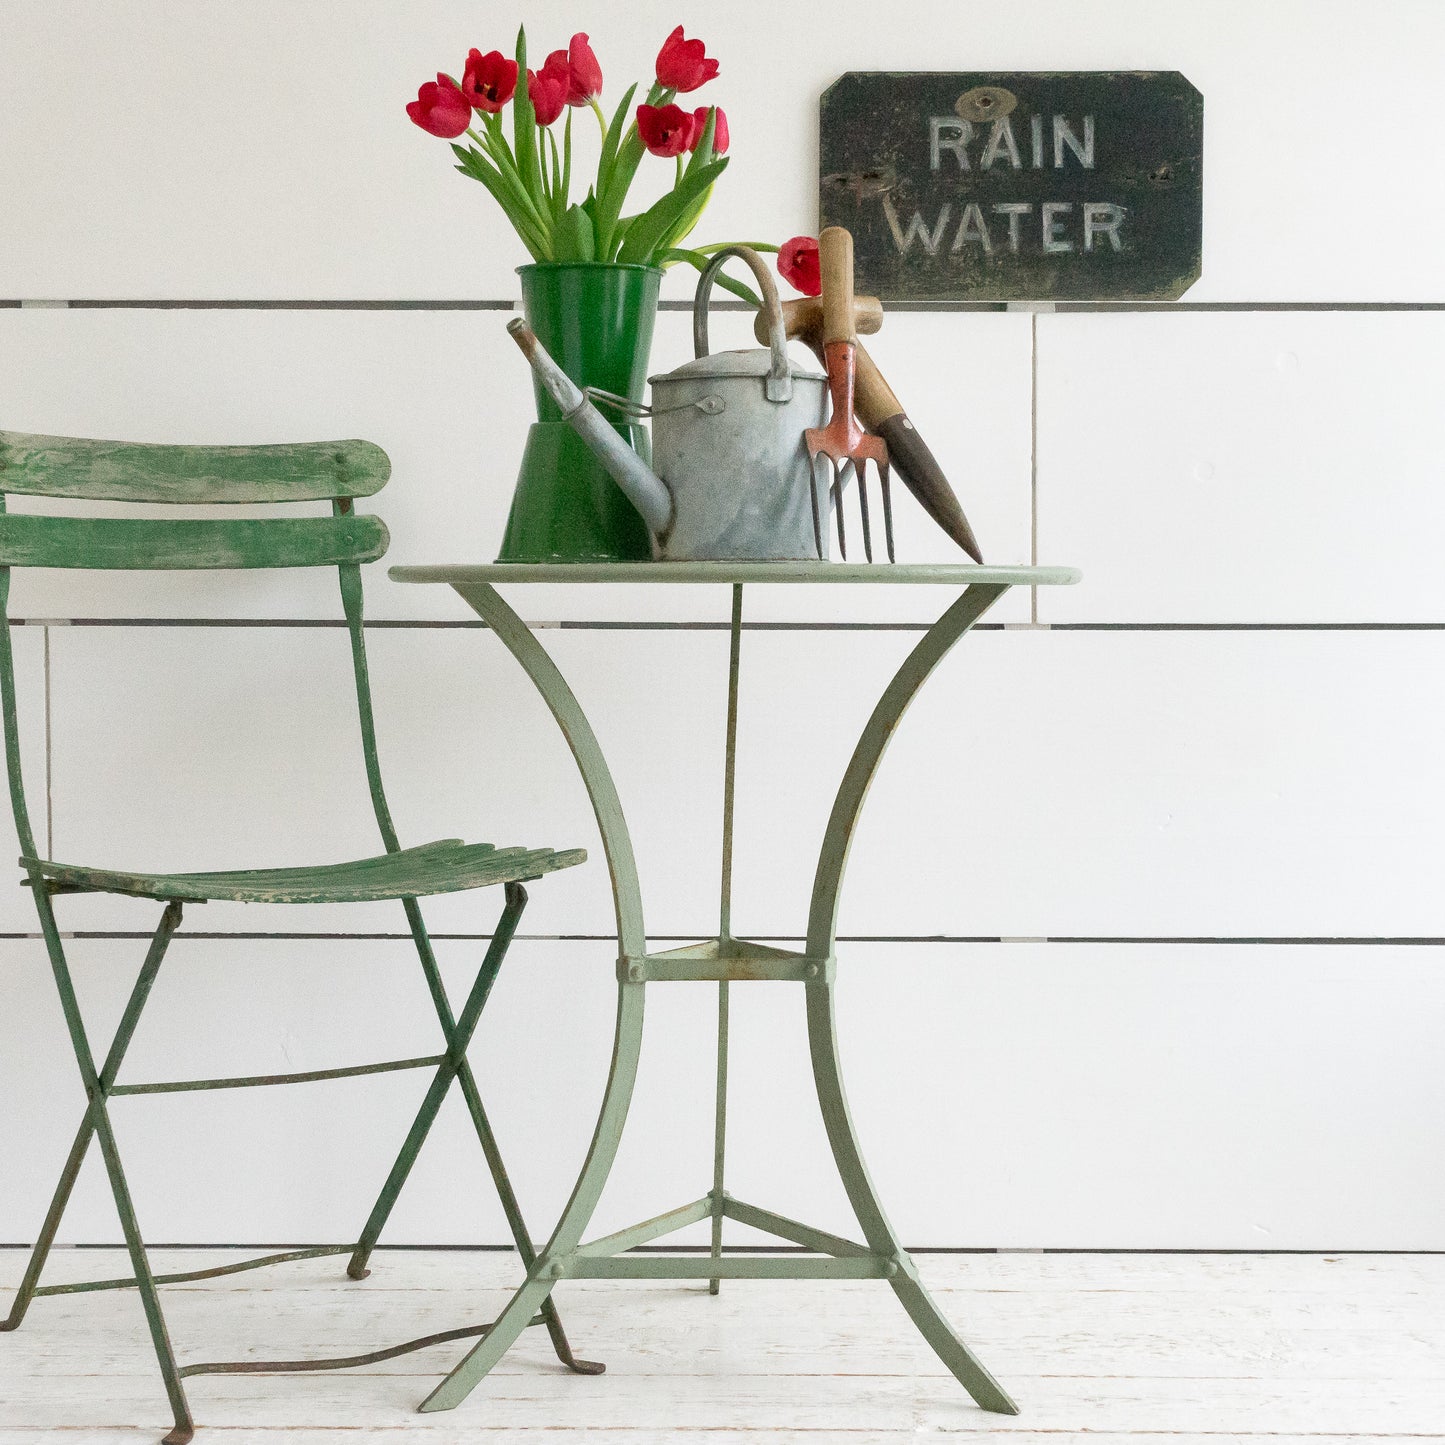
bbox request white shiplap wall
[1,0,1442,1251]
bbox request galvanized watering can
[507,246,831,561]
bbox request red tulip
[778,236,821,297]
[545,32,603,106]
[689,106,728,154]
[637,102,695,157]
[528,59,569,126]
[460,48,518,113]
[655,25,718,93]
[406,74,472,138]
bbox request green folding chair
[0,429,602,1443]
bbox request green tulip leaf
[450,143,486,179]
[450,147,548,260]
[692,241,781,254]
[560,108,573,211]
[597,81,638,199]
[658,247,762,307]
[685,108,718,176]
[553,204,597,262]
[617,158,729,266]
[512,27,544,216]
[548,129,565,223]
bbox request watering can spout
[506,318,673,539]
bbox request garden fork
[805,225,893,561]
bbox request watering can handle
[692,246,793,403]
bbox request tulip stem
[560,109,573,217]
[690,241,781,254]
[466,125,552,258]
[475,117,553,243]
[548,128,565,223]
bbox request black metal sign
[819,71,1202,302]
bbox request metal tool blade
[875,413,983,563]
[879,460,895,563]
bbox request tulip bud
[406,75,472,138]
[689,106,728,155]
[528,61,568,126]
[558,33,603,106]
[655,26,719,93]
[778,236,822,297]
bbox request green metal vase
[497,262,662,562]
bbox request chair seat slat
[154,838,471,884]
[0,514,389,569]
[0,431,389,503]
[19,842,586,904]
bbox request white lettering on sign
[979,117,1021,170]
[1053,115,1095,168]
[994,202,1032,253]
[1042,202,1073,252]
[902,110,1124,263]
[885,197,1130,258]
[883,196,952,255]
[1083,201,1125,250]
[929,117,972,171]
[951,203,993,253]
[928,114,1095,170]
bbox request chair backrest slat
[0,427,400,870]
[0,430,389,503]
[0,514,389,569]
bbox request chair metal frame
[0,429,601,1444]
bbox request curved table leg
[454,582,646,959]
[805,582,1019,1415]
[421,583,649,1413]
[421,980,645,1412]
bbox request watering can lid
[650,348,825,385]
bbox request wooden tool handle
[819,227,856,346]
[853,343,905,427]
[759,296,884,347]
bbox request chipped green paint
[395,560,1079,586]
[0,431,389,503]
[21,840,584,905]
[0,513,389,569]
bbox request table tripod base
[420,976,1016,1418]
[425,577,1023,1420]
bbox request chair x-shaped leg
[3,880,597,1445]
[3,896,195,1438]
[345,883,601,1374]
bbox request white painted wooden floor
[0,1249,1441,1442]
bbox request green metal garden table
[387,560,1080,1416]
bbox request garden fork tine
[804,227,889,563]
[853,460,873,562]
[809,463,825,559]
[879,459,896,562]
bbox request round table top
[389,561,1081,586]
